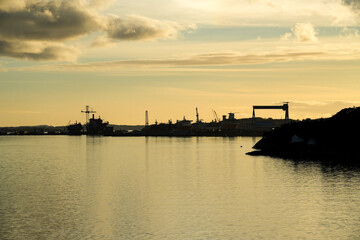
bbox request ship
[173,117,193,136]
[86,114,114,135]
[66,122,83,135]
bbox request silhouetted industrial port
[1,104,292,137]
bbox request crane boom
[252,103,289,120]
[212,109,220,122]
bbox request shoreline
[0,133,263,137]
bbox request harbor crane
[212,109,220,122]
[252,103,289,120]
[81,105,96,124]
[195,108,204,123]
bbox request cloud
[49,51,326,71]
[93,15,196,46]
[291,23,318,42]
[0,40,79,61]
[88,0,115,10]
[0,0,98,61]
[289,100,360,118]
[0,0,25,11]
[280,32,292,41]
[91,36,116,47]
[341,26,360,38]
[0,1,102,41]
[0,0,194,61]
[105,15,188,41]
[280,23,318,42]
[342,0,360,11]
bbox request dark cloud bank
[342,0,360,10]
[0,0,188,61]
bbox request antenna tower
[145,110,149,126]
[196,108,199,123]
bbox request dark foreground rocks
[247,107,360,163]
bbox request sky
[1,0,360,126]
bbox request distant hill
[0,125,65,133]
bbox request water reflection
[1,136,360,239]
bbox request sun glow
[176,0,220,11]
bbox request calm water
[1,136,360,239]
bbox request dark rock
[248,107,360,161]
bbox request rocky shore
[247,107,360,162]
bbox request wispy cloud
[174,0,357,26]
[51,51,325,71]
[88,0,115,10]
[4,37,360,72]
[0,40,80,61]
[289,100,360,118]
[280,32,292,41]
[104,15,192,41]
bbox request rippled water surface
[1,136,360,239]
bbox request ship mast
[81,105,96,124]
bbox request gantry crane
[252,103,289,120]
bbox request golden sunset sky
[1,0,360,126]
